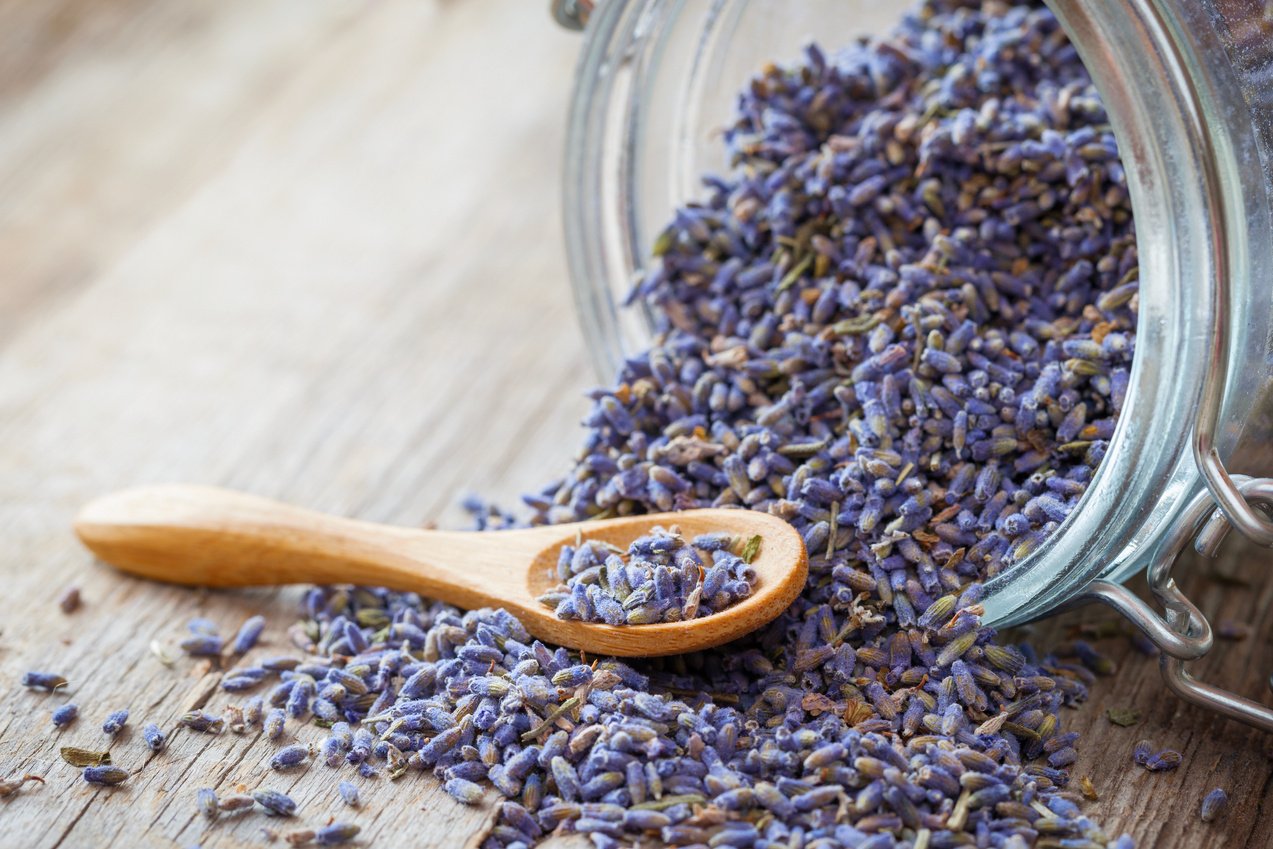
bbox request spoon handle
[73,484,543,612]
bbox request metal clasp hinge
[1079,476,1273,733]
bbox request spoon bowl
[74,485,808,656]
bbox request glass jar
[556,0,1273,729]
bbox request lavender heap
[539,529,757,625]
[208,3,1135,848]
[15,2,1146,847]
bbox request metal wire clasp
[1079,475,1273,733]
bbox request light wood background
[0,2,1268,847]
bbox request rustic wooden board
[0,2,1268,847]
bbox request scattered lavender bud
[179,710,224,734]
[1145,750,1182,772]
[197,788,219,820]
[52,703,78,727]
[187,617,218,635]
[1200,787,1228,822]
[252,788,298,817]
[283,829,316,846]
[445,777,483,805]
[337,780,360,807]
[231,615,267,655]
[264,707,286,740]
[142,723,166,752]
[270,744,312,770]
[102,709,129,736]
[21,671,67,691]
[315,823,361,845]
[179,634,224,657]
[1133,740,1154,766]
[83,765,129,786]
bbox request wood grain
[74,485,808,657]
[0,1,1268,847]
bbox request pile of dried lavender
[19,2,1147,847]
[240,3,1136,847]
[539,529,757,625]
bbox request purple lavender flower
[196,787,219,819]
[337,780,360,807]
[1200,787,1228,822]
[21,671,67,691]
[314,823,361,845]
[52,703,78,727]
[231,615,267,655]
[102,709,129,736]
[252,788,297,816]
[142,723,166,752]
[269,744,311,770]
[179,634,224,657]
[83,765,128,786]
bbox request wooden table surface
[0,2,1269,848]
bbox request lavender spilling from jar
[13,2,1151,847]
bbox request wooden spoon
[74,485,808,657]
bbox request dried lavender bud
[1200,787,1228,822]
[314,823,361,846]
[283,829,316,846]
[1133,740,1154,766]
[252,788,298,816]
[142,723,166,752]
[1145,750,1182,772]
[231,615,267,655]
[337,780,360,807]
[21,671,67,691]
[52,703,78,727]
[83,765,129,786]
[445,777,483,805]
[197,787,219,820]
[179,710,224,734]
[58,586,82,614]
[264,707,286,740]
[102,709,129,736]
[179,634,224,657]
[270,744,311,770]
